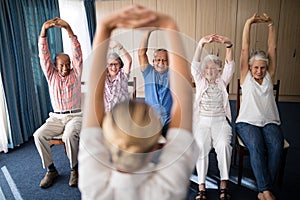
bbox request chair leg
[237,148,244,186]
[232,144,238,165]
[277,148,288,187]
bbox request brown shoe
[69,170,78,187]
[39,169,59,188]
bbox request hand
[199,34,216,46]
[100,4,176,32]
[262,13,273,24]
[53,18,70,29]
[42,17,59,31]
[248,13,272,24]
[213,34,232,46]
[40,17,73,37]
[40,17,58,37]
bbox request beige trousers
[33,112,82,169]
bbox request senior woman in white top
[235,13,284,200]
[192,34,235,200]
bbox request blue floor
[0,101,299,199]
[0,141,81,200]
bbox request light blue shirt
[142,64,172,126]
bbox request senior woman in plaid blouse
[104,40,132,113]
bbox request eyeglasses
[108,63,120,67]
[154,59,168,63]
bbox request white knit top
[199,83,225,117]
[236,71,281,126]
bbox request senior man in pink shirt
[33,17,82,189]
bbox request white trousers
[194,116,232,184]
[33,112,82,169]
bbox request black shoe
[69,170,78,187]
[196,190,207,200]
[220,188,231,200]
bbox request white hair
[200,54,222,73]
[249,50,269,67]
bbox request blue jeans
[236,122,284,192]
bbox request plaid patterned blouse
[38,36,83,112]
[104,69,130,113]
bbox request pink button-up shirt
[38,36,83,112]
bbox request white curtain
[58,0,92,93]
[0,72,11,153]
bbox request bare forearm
[268,24,276,52]
[120,47,132,74]
[92,24,111,50]
[40,25,47,37]
[242,20,251,52]
[139,31,151,55]
[225,46,233,62]
[65,24,74,37]
[166,27,193,132]
[84,24,110,127]
[138,31,151,69]
[267,23,277,79]
[240,20,252,79]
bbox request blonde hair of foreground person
[78,4,198,200]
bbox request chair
[232,79,290,186]
[128,76,137,99]
[49,134,65,151]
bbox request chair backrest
[128,76,137,99]
[236,79,280,117]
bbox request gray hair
[249,50,269,67]
[107,52,124,68]
[153,48,168,58]
[201,54,222,73]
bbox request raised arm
[138,30,151,72]
[240,15,254,83]
[167,32,193,132]
[109,40,132,75]
[213,34,234,63]
[39,18,76,74]
[40,17,74,37]
[40,18,56,37]
[264,13,277,81]
[193,34,215,62]
[240,13,270,83]
[211,34,235,86]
